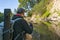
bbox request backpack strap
[10,18,22,32]
[10,18,22,40]
[12,18,22,40]
[12,18,22,23]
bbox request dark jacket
[12,14,33,40]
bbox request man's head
[17,8,25,16]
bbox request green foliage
[41,10,50,18]
[18,0,29,3]
[31,0,50,15]
[18,0,41,9]
[18,0,27,8]
[18,0,28,8]
[0,12,4,22]
[18,0,51,16]
[27,12,32,17]
[56,10,60,16]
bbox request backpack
[10,18,22,40]
[10,18,22,32]
[11,18,33,40]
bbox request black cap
[17,8,25,14]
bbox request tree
[18,0,42,16]
[0,12,4,22]
[18,0,51,17]
[18,0,41,10]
